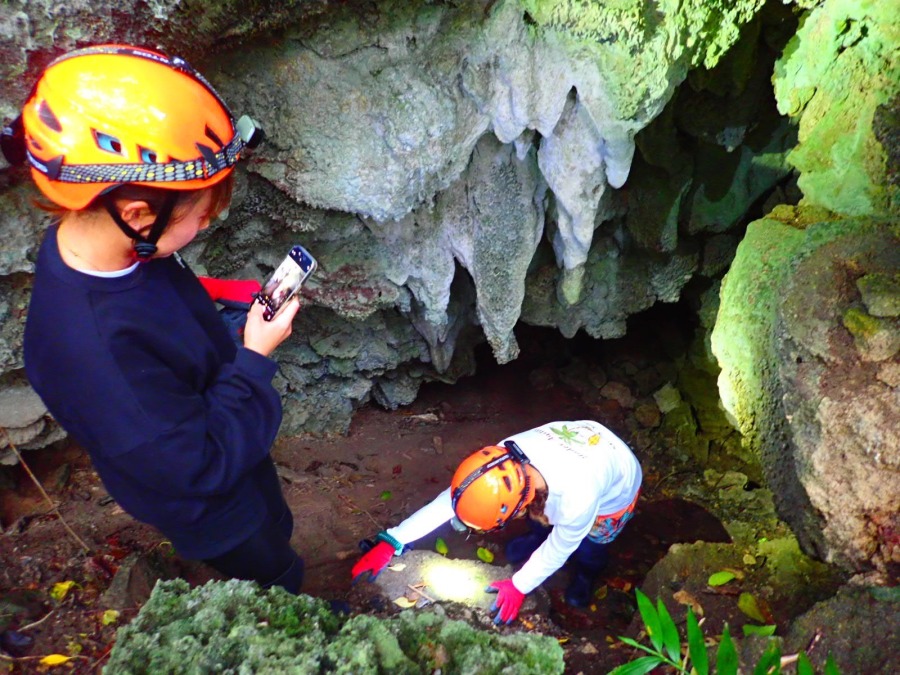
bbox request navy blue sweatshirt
[24,226,284,559]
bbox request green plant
[610,589,842,675]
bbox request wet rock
[0,383,56,465]
[783,585,900,675]
[632,537,843,643]
[857,272,900,317]
[652,383,683,414]
[100,552,182,610]
[842,308,900,362]
[600,382,635,409]
[714,218,900,579]
[369,550,549,616]
[0,384,46,431]
[876,362,900,387]
[634,402,661,428]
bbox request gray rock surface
[777,223,900,576]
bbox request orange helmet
[450,442,534,532]
[14,44,262,211]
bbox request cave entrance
[390,300,733,635]
[291,298,733,642]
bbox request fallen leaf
[392,464,403,476]
[594,585,608,600]
[673,589,704,616]
[101,609,119,626]
[738,592,768,623]
[435,538,448,556]
[50,581,78,602]
[380,490,393,501]
[708,571,736,586]
[393,597,416,608]
[476,547,494,563]
[742,624,777,637]
[40,654,72,666]
[387,563,407,572]
[607,576,632,591]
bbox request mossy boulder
[105,579,564,674]
[773,0,900,217]
[712,214,900,576]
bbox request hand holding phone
[256,245,317,321]
[243,295,299,357]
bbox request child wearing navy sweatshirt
[10,44,304,593]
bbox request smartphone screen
[258,245,317,321]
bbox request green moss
[106,580,564,674]
[710,218,807,446]
[773,0,900,216]
[857,272,900,317]
[842,306,882,339]
[518,0,766,119]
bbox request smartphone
[257,245,317,321]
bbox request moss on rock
[773,0,900,216]
[105,579,564,674]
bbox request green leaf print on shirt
[550,424,584,444]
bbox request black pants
[203,461,304,594]
[528,518,609,573]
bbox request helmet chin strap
[102,192,178,261]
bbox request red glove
[351,541,396,583]
[485,579,525,624]
[198,276,261,304]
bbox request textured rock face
[777,223,900,577]
[712,216,900,577]
[773,0,900,217]
[0,0,797,439]
[711,0,899,578]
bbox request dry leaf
[393,597,416,608]
[673,589,704,616]
[387,563,407,572]
[40,654,72,666]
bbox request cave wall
[1,0,790,446]
[712,0,898,578]
[0,0,896,586]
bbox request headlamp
[236,115,265,149]
[450,516,469,533]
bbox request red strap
[198,276,261,303]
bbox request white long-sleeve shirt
[386,420,642,593]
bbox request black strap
[102,191,178,260]
[450,442,532,532]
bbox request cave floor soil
[1,318,735,674]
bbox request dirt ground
[0,309,733,674]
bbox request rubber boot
[504,521,552,564]
[265,556,305,595]
[564,566,598,608]
[564,539,609,608]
